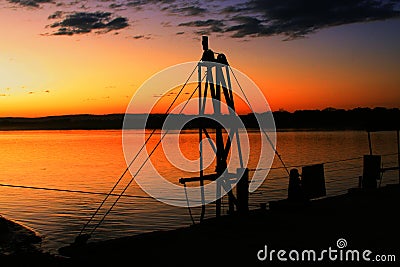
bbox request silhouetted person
[288,168,303,201]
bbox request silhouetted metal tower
[180,36,249,220]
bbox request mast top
[202,36,208,51]
[200,36,229,65]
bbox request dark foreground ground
[1,184,399,266]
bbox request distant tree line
[269,107,400,131]
[0,107,399,131]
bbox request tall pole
[397,129,400,184]
[178,36,246,219]
[198,64,205,222]
[213,65,224,217]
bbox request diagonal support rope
[79,64,198,237]
[86,69,207,236]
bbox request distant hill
[0,114,124,131]
[0,107,399,131]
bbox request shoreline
[1,108,399,132]
[0,215,41,255]
[0,216,68,266]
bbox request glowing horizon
[1,1,399,118]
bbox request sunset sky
[0,0,399,117]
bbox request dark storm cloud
[48,11,129,35]
[8,0,53,8]
[180,0,400,39]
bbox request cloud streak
[48,11,129,35]
[161,5,207,16]
[132,34,151,39]
[8,0,53,8]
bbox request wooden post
[301,164,326,199]
[367,131,372,155]
[236,168,249,215]
[397,130,400,184]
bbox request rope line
[249,152,398,172]
[79,64,198,236]
[0,183,151,199]
[2,152,395,201]
[0,183,207,203]
[324,166,362,173]
[87,70,206,235]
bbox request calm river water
[0,130,397,253]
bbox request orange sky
[0,1,399,117]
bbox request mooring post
[236,168,249,215]
[216,181,221,217]
[362,155,381,189]
[367,131,372,155]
